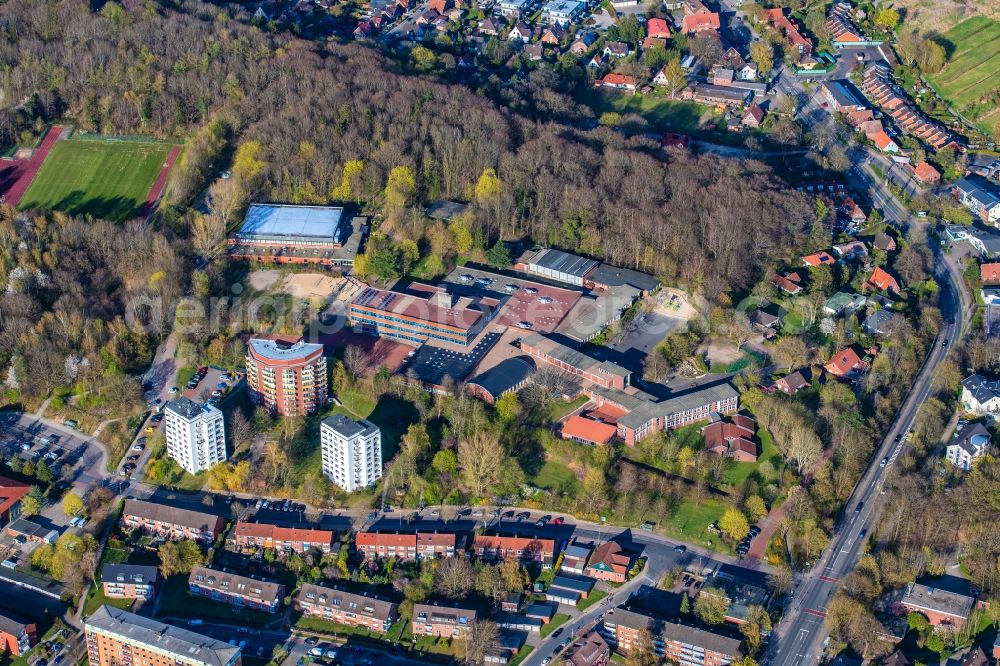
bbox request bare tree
[343,345,371,382]
[434,557,475,599]
[460,620,500,666]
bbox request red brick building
[901,580,981,629]
[0,476,29,529]
[602,608,742,665]
[246,338,328,416]
[233,521,335,554]
[474,534,557,568]
[0,609,36,657]
[412,603,477,639]
[355,531,460,561]
[702,414,758,462]
[121,499,223,544]
[586,542,633,583]
[101,564,159,601]
[296,584,398,633]
[188,567,285,614]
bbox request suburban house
[508,22,531,41]
[803,251,836,267]
[824,347,869,379]
[682,9,720,33]
[603,41,630,58]
[561,543,593,574]
[101,564,159,601]
[832,240,868,260]
[188,566,285,614]
[563,631,611,666]
[742,103,765,128]
[900,577,982,629]
[647,18,670,38]
[524,42,543,60]
[944,422,991,471]
[355,531,460,561]
[296,584,398,633]
[863,309,905,337]
[586,541,633,583]
[764,7,811,53]
[474,534,557,567]
[968,228,1000,258]
[961,374,1000,415]
[871,130,899,153]
[233,521,335,554]
[773,370,811,395]
[954,177,1000,224]
[412,602,476,638]
[865,266,900,295]
[121,499,224,544]
[874,232,897,253]
[772,270,804,295]
[913,161,941,185]
[596,73,637,92]
[840,197,867,228]
[981,263,1000,285]
[824,292,867,316]
[703,414,758,462]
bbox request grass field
[19,138,172,222]
[577,88,720,133]
[927,16,1000,139]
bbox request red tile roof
[234,521,335,545]
[474,534,555,553]
[803,251,835,267]
[682,10,720,33]
[356,531,458,548]
[913,161,940,184]
[647,17,671,38]
[588,541,632,574]
[981,263,1000,285]
[561,415,617,445]
[0,476,29,519]
[601,73,636,87]
[872,130,897,151]
[825,347,862,376]
[867,266,900,293]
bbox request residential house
[983,263,1000,285]
[954,177,1000,224]
[563,631,610,666]
[296,584,398,633]
[712,68,734,86]
[642,36,668,51]
[569,31,597,53]
[524,42,544,60]
[189,567,285,614]
[412,602,477,638]
[596,74,637,92]
[718,47,756,80]
[822,79,868,112]
[765,7,811,54]
[474,534,557,567]
[561,543,593,574]
[803,251,836,267]
[742,103,765,128]
[0,476,28,530]
[827,1,869,47]
[478,17,500,35]
[101,564,159,601]
[647,18,670,39]
[824,291,867,316]
[862,63,959,151]
[682,9,720,34]
[702,414,758,462]
[863,309,905,336]
[603,41,630,58]
[866,266,900,295]
[233,521,335,554]
[661,132,691,149]
[901,576,981,629]
[824,347,867,379]
[874,232,897,252]
[844,108,876,126]
[913,161,940,185]
[839,197,867,228]
[968,228,1000,258]
[772,270,804,295]
[962,374,1000,415]
[970,154,1000,179]
[587,53,603,68]
[871,130,899,153]
[355,531,460,561]
[749,304,784,332]
[832,240,868,260]
[121,499,224,544]
[773,370,810,395]
[586,541,633,583]
[945,422,991,471]
[508,22,531,41]
[541,24,565,44]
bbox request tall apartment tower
[320,414,382,492]
[245,338,328,416]
[164,397,227,474]
[85,605,241,666]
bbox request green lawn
[295,615,409,645]
[540,613,570,638]
[508,645,534,666]
[660,497,729,550]
[531,459,579,494]
[83,582,135,616]
[547,395,589,422]
[19,138,173,222]
[577,588,608,611]
[723,425,781,487]
[927,16,1000,139]
[577,88,718,133]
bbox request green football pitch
[19,138,173,222]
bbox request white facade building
[945,422,991,472]
[320,414,383,492]
[961,374,1000,415]
[164,397,227,474]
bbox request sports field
[19,138,173,222]
[928,16,1000,139]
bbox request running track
[139,144,181,219]
[0,125,66,206]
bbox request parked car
[131,444,145,452]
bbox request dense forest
[0,0,816,298]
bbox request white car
[309,648,323,658]
[516,322,532,329]
[131,444,144,452]
[168,387,179,394]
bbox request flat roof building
[0,476,28,530]
[234,204,345,247]
[519,248,599,286]
[320,414,382,492]
[542,0,585,25]
[246,338,328,416]
[164,397,227,475]
[85,605,241,666]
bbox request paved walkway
[0,125,65,205]
[139,144,181,219]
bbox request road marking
[803,608,827,618]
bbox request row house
[474,534,558,568]
[188,567,285,614]
[862,63,958,151]
[355,531,460,561]
[121,499,224,544]
[412,602,477,639]
[601,607,743,666]
[233,521,335,554]
[296,584,398,633]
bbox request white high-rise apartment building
[164,397,227,474]
[320,414,382,492]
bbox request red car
[553,517,565,525]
